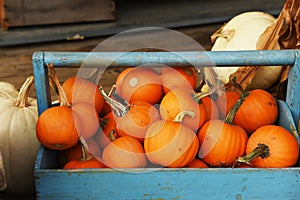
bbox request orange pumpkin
[201,96,219,122]
[216,91,240,119]
[102,135,147,168]
[115,67,134,84]
[160,87,207,131]
[100,87,161,142]
[36,65,79,150]
[95,112,122,149]
[115,67,163,104]
[62,76,104,113]
[197,119,248,167]
[64,158,105,169]
[36,106,79,150]
[160,66,197,94]
[185,158,209,168]
[236,125,299,168]
[115,101,161,142]
[64,140,105,169]
[144,111,199,168]
[72,102,99,140]
[233,89,278,133]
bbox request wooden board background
[0,24,221,99]
[1,0,115,29]
[0,0,285,46]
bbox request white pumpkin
[0,81,19,99]
[0,76,40,194]
[0,81,37,106]
[211,11,283,89]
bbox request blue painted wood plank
[286,50,300,131]
[35,168,300,200]
[32,52,51,115]
[42,50,296,68]
[277,100,300,145]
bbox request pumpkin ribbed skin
[102,135,147,168]
[197,119,248,167]
[36,106,79,150]
[246,125,299,168]
[72,102,99,140]
[0,81,19,99]
[234,89,278,133]
[160,88,206,131]
[116,68,163,104]
[115,101,161,142]
[160,66,197,94]
[201,96,219,122]
[185,158,209,168]
[62,76,104,113]
[115,67,134,84]
[64,158,105,169]
[144,120,199,168]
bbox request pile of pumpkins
[36,64,299,171]
[0,10,296,196]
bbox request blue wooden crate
[32,50,300,200]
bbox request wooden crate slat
[1,0,115,29]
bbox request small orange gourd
[36,65,79,150]
[100,87,161,142]
[160,87,207,131]
[234,89,278,134]
[115,67,163,104]
[72,102,99,140]
[62,76,104,113]
[101,134,147,168]
[185,158,209,168]
[236,125,299,168]
[144,111,199,168]
[160,66,197,94]
[216,91,240,119]
[64,141,105,169]
[201,96,219,122]
[197,98,248,167]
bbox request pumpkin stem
[47,63,71,107]
[211,27,235,43]
[224,94,245,124]
[108,130,117,141]
[14,76,34,108]
[193,79,223,103]
[108,84,116,97]
[234,143,270,166]
[79,138,93,161]
[99,86,129,117]
[231,76,249,97]
[174,111,195,123]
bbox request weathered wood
[35,167,300,200]
[0,25,219,98]
[1,0,115,29]
[0,0,285,46]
